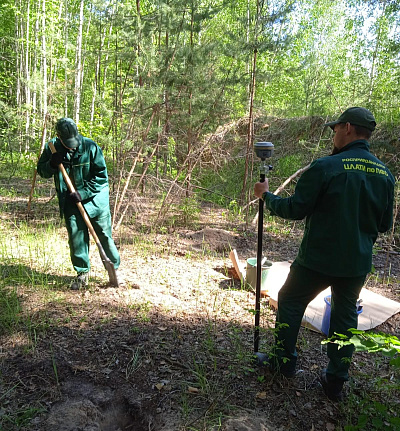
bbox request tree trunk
[91,24,105,124]
[240,0,260,205]
[15,0,23,149]
[368,1,387,104]
[186,6,194,198]
[240,46,257,204]
[41,0,48,117]
[163,27,170,177]
[24,0,31,148]
[64,0,69,116]
[73,0,84,122]
[33,9,39,124]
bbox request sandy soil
[1,204,399,431]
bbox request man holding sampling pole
[254,107,394,401]
[37,118,121,289]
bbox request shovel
[48,141,119,287]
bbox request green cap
[324,107,376,131]
[55,118,82,149]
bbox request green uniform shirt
[37,137,110,219]
[263,140,395,277]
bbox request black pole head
[254,142,274,160]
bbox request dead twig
[112,105,159,229]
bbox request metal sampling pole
[253,142,274,354]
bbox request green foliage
[0,286,21,335]
[128,301,152,323]
[170,197,201,228]
[322,328,400,363]
[344,400,400,431]
[150,137,179,179]
[225,199,245,224]
[196,159,245,206]
[0,146,39,181]
[322,329,400,430]
[1,0,400,217]
[275,153,305,179]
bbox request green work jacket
[37,137,110,219]
[263,140,395,277]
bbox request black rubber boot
[253,352,296,378]
[320,369,345,402]
[253,352,270,367]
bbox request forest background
[1,1,400,430]
[1,0,400,218]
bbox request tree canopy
[1,0,399,192]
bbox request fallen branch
[190,184,233,201]
[273,163,311,196]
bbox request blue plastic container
[321,295,363,336]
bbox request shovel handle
[48,141,101,246]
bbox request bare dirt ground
[1,193,400,431]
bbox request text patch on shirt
[342,158,389,177]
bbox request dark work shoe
[320,369,345,402]
[253,352,296,378]
[254,352,270,367]
[70,273,89,290]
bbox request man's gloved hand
[69,191,82,203]
[50,152,64,169]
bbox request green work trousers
[64,205,120,275]
[273,261,366,381]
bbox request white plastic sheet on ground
[261,261,400,333]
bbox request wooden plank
[229,249,245,283]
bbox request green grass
[0,185,19,198]
[0,219,71,279]
[128,301,152,323]
[0,406,46,428]
[0,285,21,335]
[125,348,142,379]
[0,218,73,340]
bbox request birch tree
[73,0,84,123]
[41,0,48,119]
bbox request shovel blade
[102,258,119,287]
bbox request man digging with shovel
[37,118,121,289]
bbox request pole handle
[254,169,266,352]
